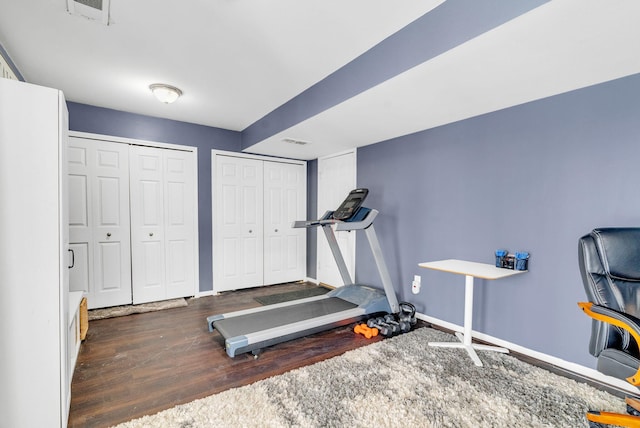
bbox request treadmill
[207,188,399,358]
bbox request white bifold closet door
[263,161,306,285]
[212,152,306,293]
[68,137,197,309]
[129,145,196,304]
[213,156,264,291]
[68,138,132,309]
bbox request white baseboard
[305,277,320,285]
[416,312,637,395]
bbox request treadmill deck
[213,297,357,339]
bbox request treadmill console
[332,188,369,220]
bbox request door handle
[68,249,75,269]
[107,232,111,238]
[275,229,278,232]
[149,232,154,237]
[248,230,252,234]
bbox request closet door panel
[142,241,163,285]
[222,237,240,277]
[93,143,131,308]
[68,138,131,309]
[167,240,187,281]
[68,166,91,297]
[68,242,89,293]
[286,234,300,269]
[96,177,120,225]
[130,146,166,304]
[213,155,263,292]
[164,150,195,299]
[97,241,123,289]
[68,175,88,227]
[131,146,196,303]
[68,144,92,297]
[263,161,306,285]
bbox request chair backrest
[579,228,640,357]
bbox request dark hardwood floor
[68,282,403,427]
[68,281,629,427]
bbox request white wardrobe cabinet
[212,151,306,293]
[68,135,198,309]
[0,79,73,426]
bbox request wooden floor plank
[68,282,401,427]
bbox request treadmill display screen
[332,188,369,220]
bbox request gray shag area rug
[113,327,625,427]
[88,298,188,320]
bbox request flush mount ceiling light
[149,83,183,104]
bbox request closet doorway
[317,149,357,287]
[211,150,306,293]
[68,133,198,309]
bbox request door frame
[69,131,200,301]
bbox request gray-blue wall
[67,102,242,292]
[355,72,640,367]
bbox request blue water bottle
[515,251,530,271]
[495,249,508,268]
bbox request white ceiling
[0,0,441,130]
[249,0,640,159]
[1,1,639,160]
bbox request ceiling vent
[282,138,311,146]
[67,0,111,25]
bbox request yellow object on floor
[79,297,88,340]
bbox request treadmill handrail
[292,208,398,313]
[292,209,377,231]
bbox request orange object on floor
[354,323,378,339]
[80,297,88,340]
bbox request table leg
[428,274,508,367]
[463,274,474,346]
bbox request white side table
[419,259,526,367]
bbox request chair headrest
[591,228,640,281]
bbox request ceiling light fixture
[149,83,183,104]
[282,138,311,146]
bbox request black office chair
[578,228,640,427]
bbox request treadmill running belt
[213,297,357,338]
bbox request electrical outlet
[411,275,421,294]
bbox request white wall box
[68,133,199,308]
[0,79,74,427]
[212,150,306,293]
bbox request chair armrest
[578,301,640,386]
